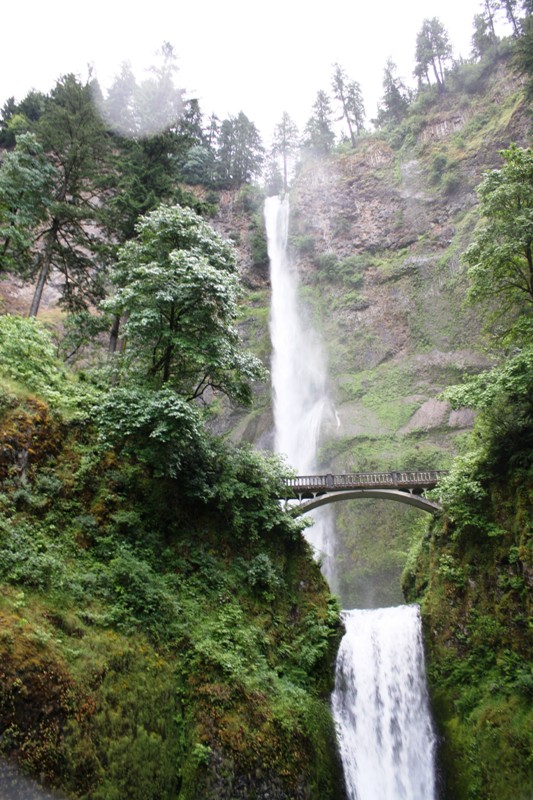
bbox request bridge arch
[282,470,446,516]
[291,488,441,516]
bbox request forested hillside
[0,8,532,800]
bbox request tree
[0,76,112,316]
[99,61,138,135]
[463,144,533,342]
[0,133,58,275]
[331,64,365,147]
[107,204,265,404]
[181,145,216,185]
[471,13,498,58]
[499,0,520,35]
[482,0,499,41]
[303,91,335,155]
[375,59,410,126]
[414,18,453,88]
[271,112,299,192]
[216,112,264,188]
[100,43,184,138]
[25,75,112,317]
[513,14,533,97]
[0,91,47,148]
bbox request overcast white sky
[1,0,510,143]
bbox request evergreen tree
[414,18,453,88]
[0,91,48,148]
[0,75,112,317]
[0,133,58,275]
[331,64,365,147]
[263,155,284,197]
[500,0,521,35]
[99,44,184,139]
[482,0,499,41]
[514,14,533,97]
[216,112,264,188]
[471,13,498,58]
[100,61,137,136]
[271,112,299,191]
[303,90,335,155]
[375,59,410,126]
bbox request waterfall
[265,194,328,473]
[265,194,438,800]
[265,194,336,583]
[332,607,437,800]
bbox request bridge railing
[284,470,447,493]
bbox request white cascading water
[265,195,437,800]
[332,606,437,800]
[265,194,336,583]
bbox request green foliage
[108,204,265,404]
[414,17,453,88]
[430,152,460,194]
[214,444,304,541]
[463,144,533,343]
[243,553,283,599]
[445,346,533,411]
[0,132,58,275]
[96,387,210,480]
[0,390,342,799]
[0,314,97,412]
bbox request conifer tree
[414,18,453,89]
[271,112,299,191]
[375,59,410,126]
[331,64,365,147]
[303,91,335,155]
[216,112,264,188]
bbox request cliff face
[234,56,530,608]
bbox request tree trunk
[28,257,50,317]
[503,0,520,35]
[431,58,442,88]
[109,314,121,353]
[485,0,497,40]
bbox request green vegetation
[402,145,533,799]
[402,390,533,797]
[0,314,343,799]
[463,144,533,343]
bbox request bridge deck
[284,470,447,497]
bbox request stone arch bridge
[282,470,447,515]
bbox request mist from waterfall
[265,194,336,584]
